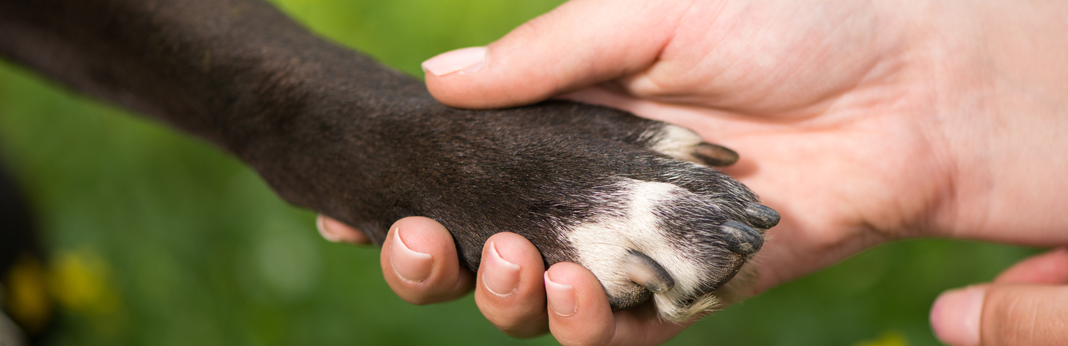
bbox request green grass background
[0,0,1038,345]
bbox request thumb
[930,249,1068,346]
[931,285,1068,346]
[421,0,688,109]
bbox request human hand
[332,0,1068,344]
[930,248,1068,346]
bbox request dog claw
[693,143,739,167]
[744,204,781,229]
[721,220,763,255]
[624,251,675,293]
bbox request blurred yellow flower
[853,331,908,346]
[47,248,121,316]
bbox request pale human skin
[317,0,1068,344]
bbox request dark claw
[744,204,781,229]
[624,250,676,293]
[693,143,740,167]
[721,220,763,255]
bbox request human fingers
[544,262,689,346]
[930,248,1068,346]
[473,232,548,338]
[421,0,687,109]
[315,214,371,244]
[379,216,475,304]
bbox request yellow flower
[47,248,120,316]
[853,331,908,346]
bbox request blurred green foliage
[0,0,1039,345]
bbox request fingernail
[544,272,576,317]
[931,286,986,346]
[316,215,344,243]
[421,46,486,76]
[482,241,521,297]
[390,228,433,283]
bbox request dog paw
[564,177,773,322]
[543,122,777,322]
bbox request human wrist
[930,1,1068,243]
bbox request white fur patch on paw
[563,178,735,322]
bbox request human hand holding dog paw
[418,0,1068,344]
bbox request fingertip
[544,263,615,346]
[931,286,985,346]
[483,232,543,269]
[380,217,472,304]
[424,0,680,110]
[544,263,611,315]
[480,233,543,297]
[387,217,452,254]
[316,215,370,244]
[421,46,486,77]
[389,226,434,283]
[544,270,577,317]
[482,241,521,297]
[474,233,548,338]
[542,263,691,345]
[424,48,546,109]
